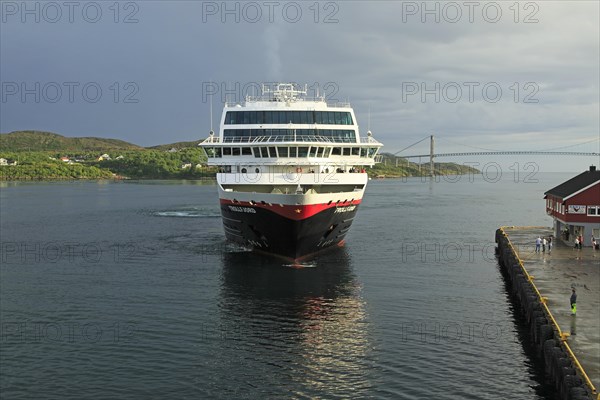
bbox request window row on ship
[224,111,354,125]
[205,146,379,158]
[223,129,356,141]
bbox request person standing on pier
[570,288,577,316]
[548,237,553,253]
[542,237,547,252]
[535,236,541,253]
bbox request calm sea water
[0,173,576,399]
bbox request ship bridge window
[279,112,288,124]
[264,112,272,124]
[335,112,343,124]
[298,147,309,157]
[253,147,261,157]
[232,148,241,156]
[300,112,308,124]
[360,148,368,157]
[205,147,222,158]
[351,148,360,156]
[309,147,318,157]
[289,147,297,157]
[368,148,378,158]
[268,147,277,157]
[278,147,289,157]
[331,147,341,155]
[223,147,232,156]
[317,147,325,157]
[224,128,356,142]
[314,111,323,125]
[260,147,269,158]
[224,111,353,125]
[242,147,252,155]
[328,112,336,124]
[343,148,351,156]
[323,148,332,157]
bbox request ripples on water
[0,177,570,399]
[154,207,222,218]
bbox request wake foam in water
[223,242,252,253]
[283,262,318,269]
[154,208,220,218]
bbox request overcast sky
[1,1,599,171]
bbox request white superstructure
[200,83,382,200]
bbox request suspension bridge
[391,135,600,176]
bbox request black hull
[220,204,359,260]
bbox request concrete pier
[496,226,599,400]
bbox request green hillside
[0,131,212,180]
[0,130,204,152]
[0,131,142,151]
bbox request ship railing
[326,101,352,108]
[201,135,373,144]
[225,99,352,108]
[359,136,383,144]
[200,136,219,144]
[200,135,382,145]
[226,96,324,106]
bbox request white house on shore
[0,158,17,166]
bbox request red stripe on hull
[219,198,362,221]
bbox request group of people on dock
[538,233,598,252]
[534,236,553,253]
[572,234,598,250]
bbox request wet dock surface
[503,226,600,392]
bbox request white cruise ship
[199,83,383,260]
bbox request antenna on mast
[208,88,214,140]
[367,105,372,137]
[210,95,213,132]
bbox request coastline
[0,171,479,182]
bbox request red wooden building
[544,166,600,247]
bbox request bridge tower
[429,135,435,176]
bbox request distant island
[0,131,479,180]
